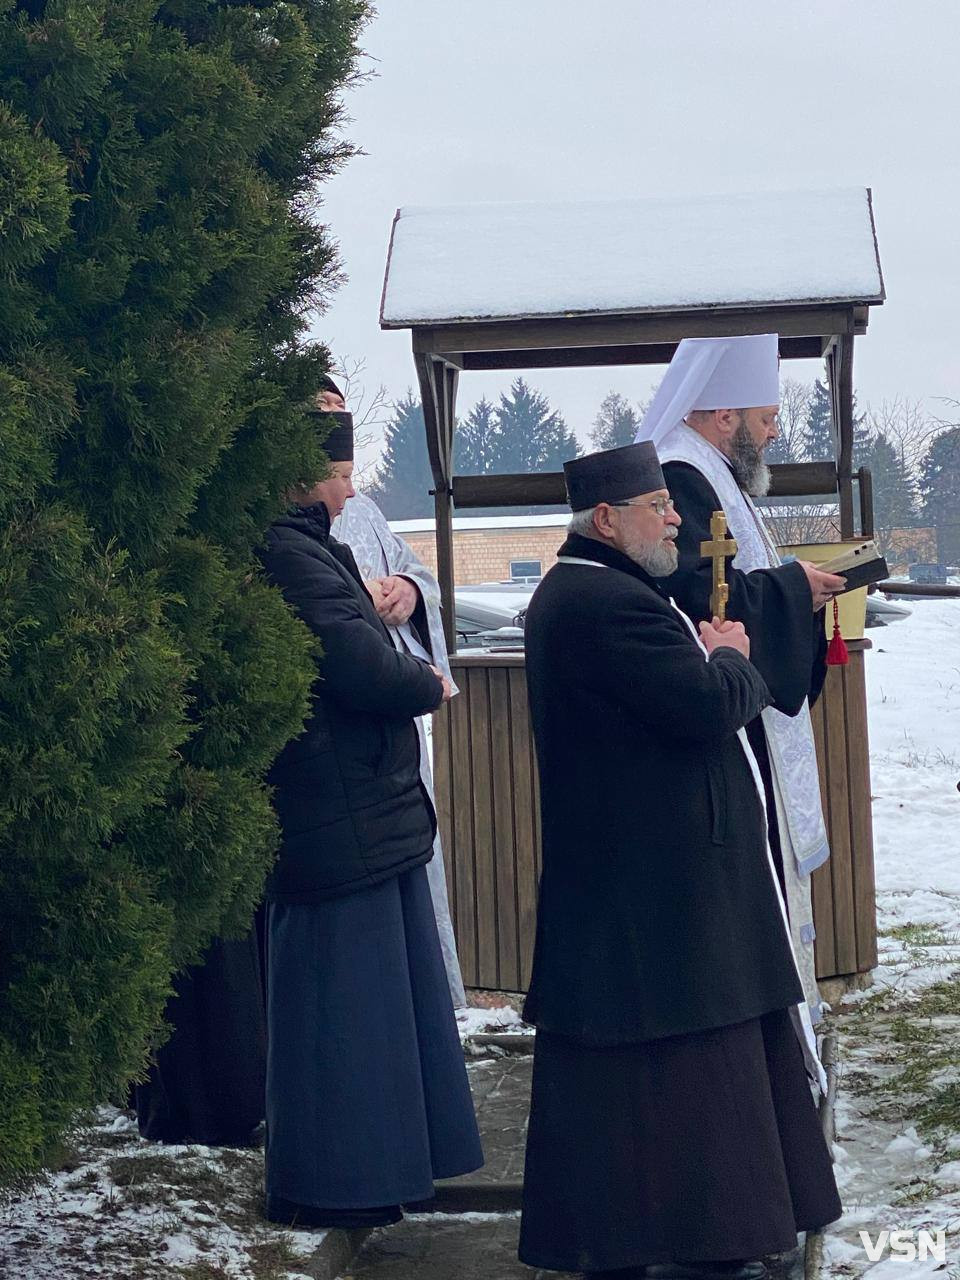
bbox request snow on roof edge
[381,289,884,331]
[380,187,885,329]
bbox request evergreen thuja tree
[0,0,368,1186]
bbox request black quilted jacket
[258,503,443,903]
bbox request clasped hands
[364,574,419,626]
[698,617,751,659]
[364,576,452,702]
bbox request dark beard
[728,417,771,497]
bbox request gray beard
[728,420,771,497]
[622,533,678,578]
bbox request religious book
[815,540,889,592]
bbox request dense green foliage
[0,0,368,1186]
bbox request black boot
[264,1193,402,1229]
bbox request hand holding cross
[699,510,738,623]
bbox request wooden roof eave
[408,300,879,368]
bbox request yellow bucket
[777,541,868,640]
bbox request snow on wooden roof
[380,188,884,328]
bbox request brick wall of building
[401,525,568,585]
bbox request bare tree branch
[332,355,391,488]
[864,396,941,476]
[764,503,842,548]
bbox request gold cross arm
[699,509,738,622]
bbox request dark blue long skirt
[265,865,483,1208]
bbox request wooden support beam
[876,581,960,599]
[452,460,839,510]
[828,333,856,538]
[857,466,874,538]
[458,334,826,371]
[767,461,839,497]
[413,305,860,358]
[415,349,458,652]
[453,472,568,508]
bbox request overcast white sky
[311,1,960,470]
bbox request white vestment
[332,493,466,1007]
[657,424,830,1020]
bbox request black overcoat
[522,533,803,1046]
[258,503,443,904]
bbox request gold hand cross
[699,510,738,623]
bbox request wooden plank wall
[433,656,541,991]
[809,642,878,978]
[436,647,877,991]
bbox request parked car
[454,578,909,647]
[864,594,911,627]
[455,582,533,649]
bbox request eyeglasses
[609,496,676,517]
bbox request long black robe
[519,533,840,1269]
[135,911,266,1145]
[663,460,828,897]
[522,531,800,1045]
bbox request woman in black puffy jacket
[257,399,482,1229]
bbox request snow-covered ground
[823,598,960,1277]
[1,600,957,1278]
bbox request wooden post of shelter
[381,188,886,991]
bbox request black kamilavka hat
[306,408,354,462]
[563,442,665,511]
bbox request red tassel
[826,597,849,666]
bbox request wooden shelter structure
[381,187,886,991]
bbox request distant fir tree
[803,377,869,466]
[494,377,580,473]
[803,379,835,460]
[851,401,872,470]
[919,426,960,561]
[590,392,642,450]
[866,432,918,554]
[454,396,500,474]
[486,377,580,514]
[367,394,434,519]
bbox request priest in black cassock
[518,442,840,1279]
[257,406,482,1229]
[635,335,845,1023]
